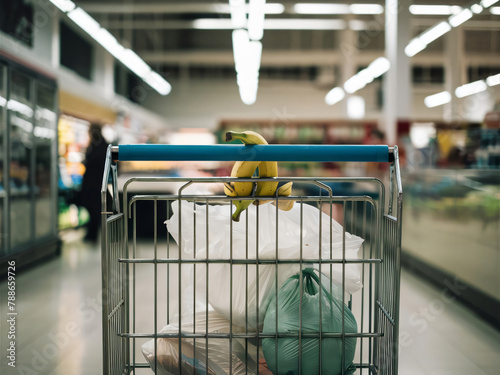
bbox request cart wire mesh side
[101,145,403,375]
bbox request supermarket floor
[1,229,499,375]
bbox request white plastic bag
[142,310,255,375]
[166,200,363,329]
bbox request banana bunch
[224,131,294,221]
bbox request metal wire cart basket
[101,144,403,375]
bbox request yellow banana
[225,130,285,220]
[272,182,295,211]
[231,199,254,222]
[255,181,295,208]
[230,161,258,196]
[226,130,268,144]
[223,182,238,197]
[227,130,279,199]
[254,160,279,202]
[277,181,293,196]
[224,182,253,221]
[226,131,264,197]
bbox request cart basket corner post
[101,144,403,375]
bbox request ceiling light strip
[232,1,267,105]
[424,91,451,108]
[50,1,171,95]
[423,73,498,107]
[455,80,488,97]
[344,57,390,94]
[193,18,349,30]
[481,0,499,8]
[406,2,487,57]
[229,0,246,28]
[409,5,463,16]
[325,57,390,106]
[293,3,383,15]
[248,0,266,40]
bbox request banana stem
[226,131,247,143]
[232,199,254,221]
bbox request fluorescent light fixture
[0,95,6,107]
[481,0,499,8]
[194,18,348,30]
[449,8,473,27]
[232,29,250,73]
[293,3,350,14]
[229,0,246,28]
[344,76,366,94]
[350,4,384,14]
[455,80,488,98]
[366,57,390,78]
[419,21,451,45]
[471,4,483,13]
[232,30,262,105]
[119,49,151,78]
[263,3,285,14]
[293,3,383,15]
[344,57,390,94]
[239,84,258,105]
[193,19,233,29]
[347,96,365,119]
[325,87,345,106]
[264,19,346,30]
[409,5,462,15]
[486,73,500,86]
[424,91,451,108]
[143,71,172,96]
[215,2,284,15]
[248,0,266,41]
[349,20,366,31]
[405,38,427,57]
[63,7,171,95]
[94,28,125,59]
[67,8,100,35]
[49,0,75,13]
[490,6,500,14]
[249,40,263,72]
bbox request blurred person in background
[81,123,109,243]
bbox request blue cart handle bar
[112,144,394,163]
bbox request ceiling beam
[140,50,383,66]
[81,3,230,14]
[140,50,500,67]
[101,18,500,31]
[103,18,351,30]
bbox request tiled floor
[1,229,499,375]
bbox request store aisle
[1,231,499,375]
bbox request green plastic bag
[262,269,357,375]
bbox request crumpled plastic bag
[142,310,254,375]
[262,268,357,375]
[166,200,363,329]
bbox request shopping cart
[101,144,403,375]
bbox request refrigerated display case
[0,55,60,269]
[402,168,500,328]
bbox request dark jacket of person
[80,125,109,241]
[81,135,109,209]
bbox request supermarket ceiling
[74,0,499,62]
